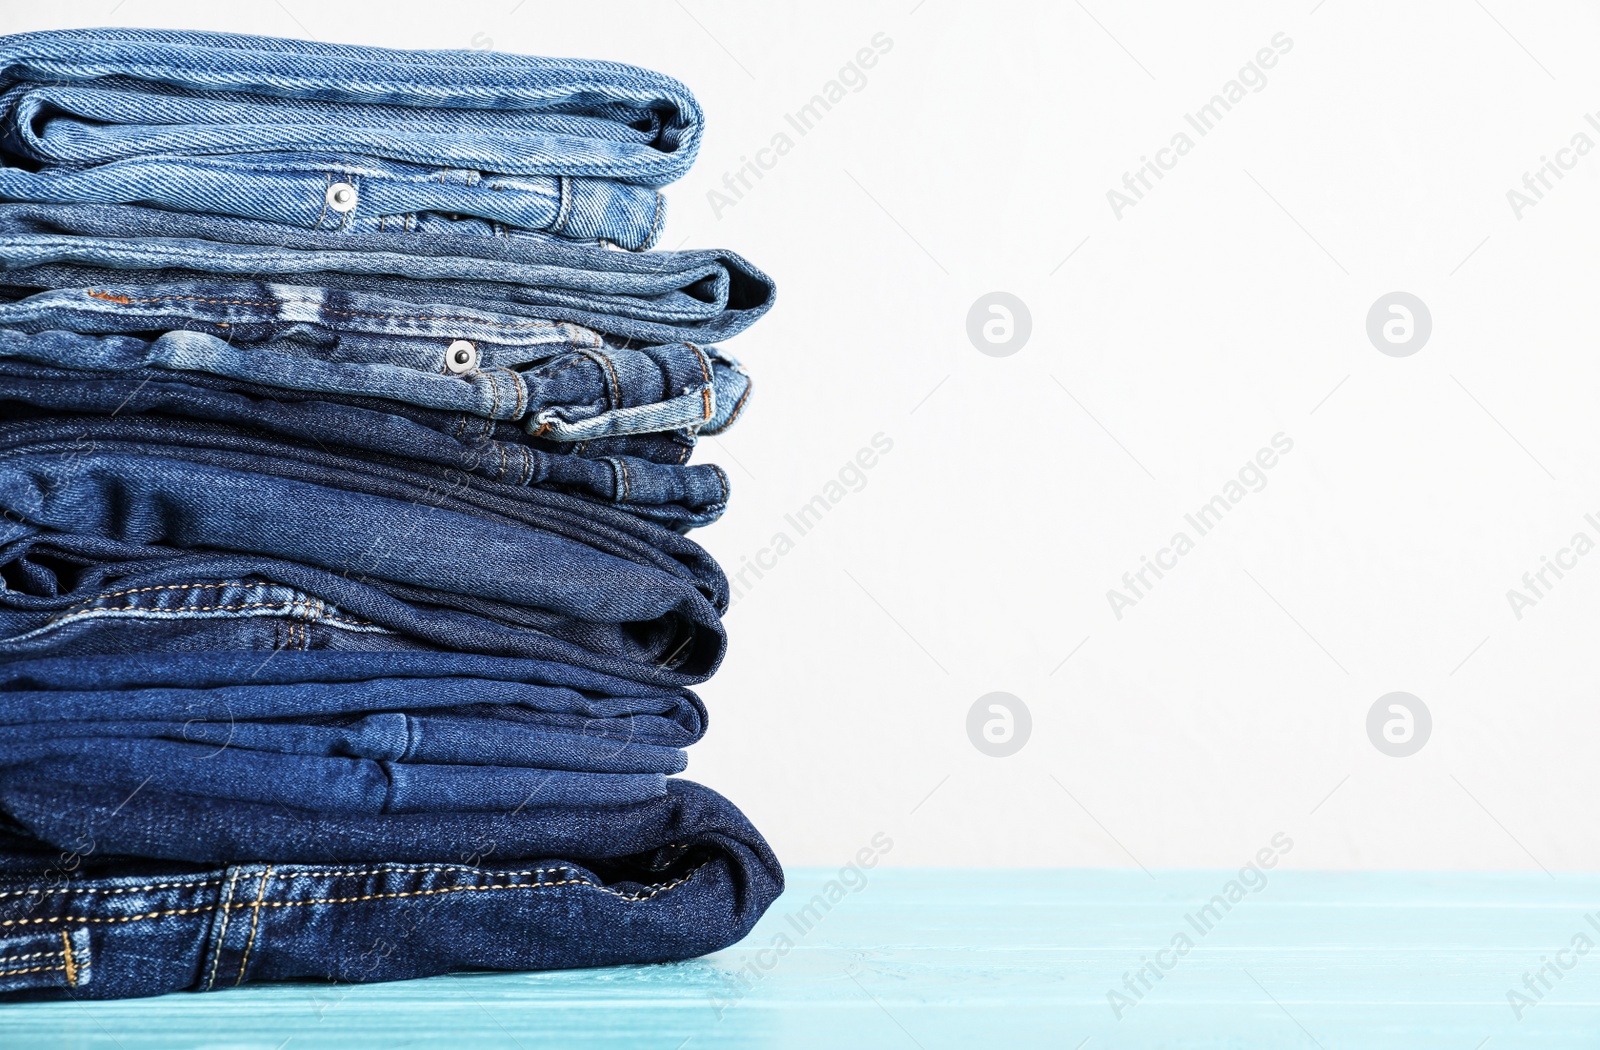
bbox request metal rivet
[326,182,358,212]
[445,340,478,374]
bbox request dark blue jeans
[0,778,782,1000]
[0,285,754,448]
[0,422,729,685]
[0,360,731,530]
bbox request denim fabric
[0,413,726,591]
[0,542,716,688]
[2,717,687,775]
[0,443,729,682]
[0,29,702,182]
[0,27,705,248]
[0,153,669,250]
[0,203,775,345]
[0,351,706,475]
[0,28,781,999]
[0,289,754,442]
[0,650,706,746]
[0,361,733,530]
[0,778,782,1000]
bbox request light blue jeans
[0,28,704,247]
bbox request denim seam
[203,867,242,992]
[514,443,534,487]
[54,601,357,618]
[506,368,526,418]
[0,964,65,978]
[7,604,381,647]
[79,291,572,332]
[234,867,273,986]
[54,582,241,603]
[0,880,227,901]
[553,175,572,235]
[586,350,624,411]
[59,930,78,986]
[0,863,708,931]
[614,457,630,501]
[0,949,64,965]
[691,345,713,425]
[483,366,502,419]
[643,192,665,250]
[316,172,333,229]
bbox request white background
[20,0,1600,872]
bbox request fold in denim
[0,538,712,687]
[0,29,703,182]
[0,203,774,344]
[8,744,670,811]
[0,650,707,744]
[0,413,726,591]
[2,716,688,775]
[0,465,728,686]
[0,777,782,1001]
[0,27,705,248]
[0,363,731,530]
[0,351,702,478]
[0,287,754,441]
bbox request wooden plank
[6,870,1600,1048]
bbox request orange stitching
[59,931,76,987]
[1,864,705,929]
[269,865,569,880]
[250,868,698,908]
[2,907,215,928]
[592,351,624,410]
[506,367,526,418]
[67,582,237,603]
[0,879,226,901]
[0,950,62,964]
[85,290,131,304]
[235,867,272,986]
[205,868,242,991]
[0,964,65,978]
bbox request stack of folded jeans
[0,29,780,1000]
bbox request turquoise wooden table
[5,869,1599,1048]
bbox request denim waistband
[0,154,667,250]
[0,286,754,441]
[0,29,702,185]
[0,202,774,344]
